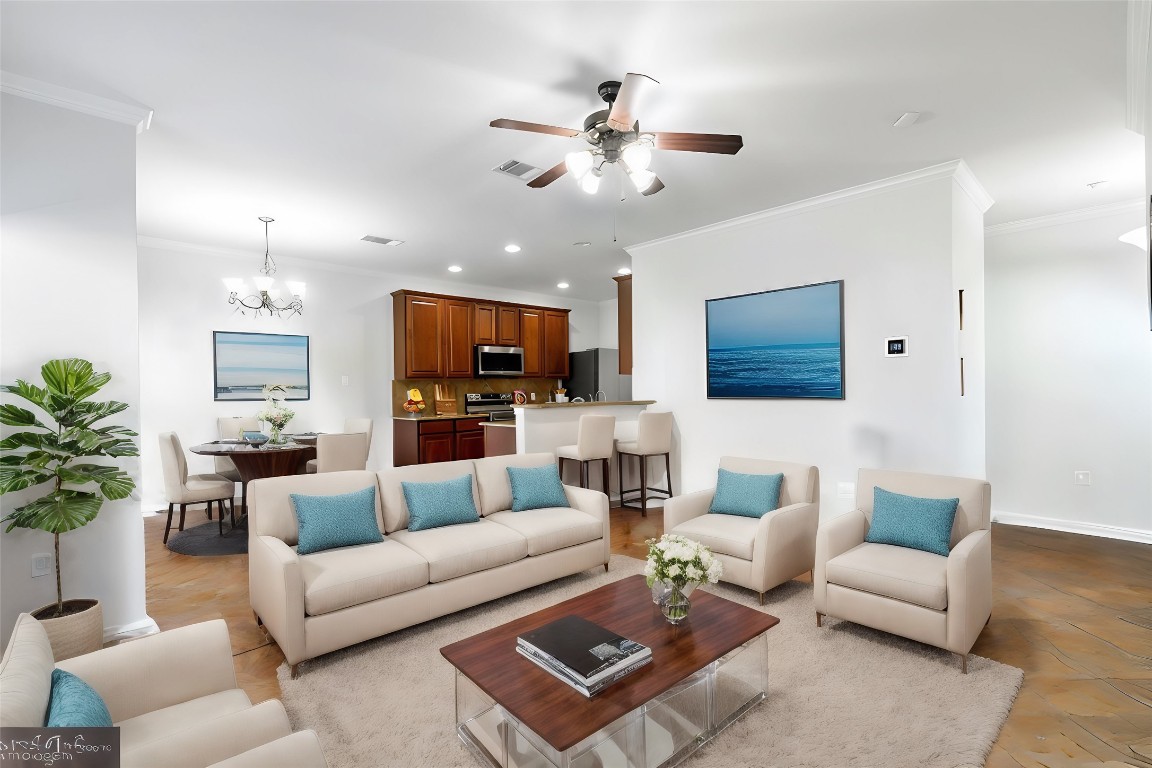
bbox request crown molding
[629,160,993,253]
[1,71,153,134]
[984,199,1145,237]
[1127,0,1151,135]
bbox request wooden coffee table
[440,575,779,768]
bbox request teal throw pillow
[865,486,959,557]
[46,669,113,727]
[402,474,479,531]
[290,486,383,555]
[709,468,783,518]
[507,464,569,512]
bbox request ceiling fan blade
[641,176,665,197]
[650,132,744,155]
[607,73,659,133]
[527,160,568,189]
[490,119,582,138]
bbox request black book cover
[517,615,648,681]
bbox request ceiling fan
[490,73,743,197]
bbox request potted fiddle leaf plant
[0,358,138,660]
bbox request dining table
[188,439,317,513]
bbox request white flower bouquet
[643,533,722,590]
[256,384,295,441]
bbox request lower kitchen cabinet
[394,417,487,466]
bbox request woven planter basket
[33,599,103,661]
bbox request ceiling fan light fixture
[565,151,594,179]
[580,168,602,195]
[621,142,652,171]
[627,167,657,193]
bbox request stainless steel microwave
[475,345,525,376]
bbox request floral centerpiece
[644,534,722,624]
[256,384,295,444]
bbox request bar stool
[616,411,674,516]
[555,414,616,493]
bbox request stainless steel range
[465,392,516,422]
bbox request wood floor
[142,509,1151,767]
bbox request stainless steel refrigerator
[564,348,631,402]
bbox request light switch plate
[1074,470,1091,486]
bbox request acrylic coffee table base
[455,634,768,768]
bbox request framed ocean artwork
[213,331,310,401]
[705,280,844,399]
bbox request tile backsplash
[392,378,563,416]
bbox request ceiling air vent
[361,235,404,246]
[492,159,543,181]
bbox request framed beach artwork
[705,280,844,399]
[213,331,310,401]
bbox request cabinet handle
[412,301,437,306]
[524,313,538,317]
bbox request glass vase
[269,425,284,444]
[651,580,697,604]
[661,586,691,625]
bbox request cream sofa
[248,452,611,675]
[664,457,820,604]
[0,615,327,768]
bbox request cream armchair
[664,457,819,604]
[814,468,992,672]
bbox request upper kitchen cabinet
[496,306,520,347]
[474,304,497,345]
[543,309,569,378]
[519,308,543,377]
[394,293,444,378]
[445,300,474,378]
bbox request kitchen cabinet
[474,304,497,345]
[543,309,569,378]
[394,417,487,466]
[497,306,520,346]
[519,308,543,377]
[613,275,632,375]
[445,300,474,378]
[395,294,444,378]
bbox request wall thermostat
[884,336,908,356]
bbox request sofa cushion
[473,453,557,516]
[389,519,527,583]
[865,487,959,557]
[507,464,569,512]
[0,613,55,727]
[291,486,384,555]
[402,474,480,531]
[487,508,601,556]
[825,542,948,611]
[118,688,252,754]
[668,513,758,561]
[299,540,429,616]
[46,669,113,727]
[377,460,479,533]
[709,468,783,518]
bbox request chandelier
[564,134,657,195]
[223,217,305,318]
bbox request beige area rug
[278,556,1023,768]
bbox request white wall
[137,241,601,506]
[598,298,619,350]
[0,94,151,642]
[985,207,1152,542]
[627,164,988,516]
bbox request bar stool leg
[665,453,672,498]
[580,460,588,488]
[601,457,609,496]
[618,454,625,507]
[639,455,648,517]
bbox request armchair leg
[253,610,263,627]
[604,563,609,573]
[955,653,968,674]
[290,663,302,679]
[758,592,765,606]
[816,611,823,628]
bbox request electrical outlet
[341,375,350,386]
[1074,470,1091,486]
[31,553,52,578]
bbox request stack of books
[516,615,652,697]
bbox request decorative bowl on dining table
[242,431,270,446]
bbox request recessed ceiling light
[617,267,632,275]
[362,235,404,246]
[448,265,462,273]
[573,241,591,247]
[504,244,521,253]
[892,112,920,128]
[557,282,570,289]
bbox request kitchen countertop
[481,422,516,428]
[514,400,656,409]
[393,413,488,420]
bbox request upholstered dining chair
[306,417,373,473]
[555,414,616,493]
[312,433,370,473]
[216,416,259,513]
[814,468,992,672]
[615,410,675,516]
[664,457,820,604]
[157,432,236,544]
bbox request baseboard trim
[992,512,1152,545]
[104,616,160,645]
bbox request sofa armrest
[209,730,329,768]
[249,535,307,666]
[750,501,819,590]
[125,698,292,768]
[813,509,867,611]
[564,484,610,564]
[663,489,714,532]
[946,529,993,655]
[55,619,236,723]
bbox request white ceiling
[1,1,1143,301]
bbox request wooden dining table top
[188,440,314,455]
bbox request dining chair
[312,433,370,473]
[306,418,373,473]
[216,416,260,514]
[157,432,236,544]
[555,414,616,493]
